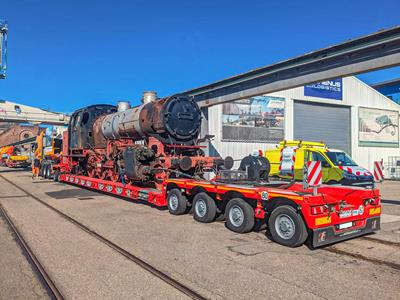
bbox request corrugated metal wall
[293,101,351,153]
[206,76,400,172]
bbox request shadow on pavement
[381,199,400,205]
[0,168,31,173]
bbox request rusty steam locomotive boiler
[92,92,202,146]
[67,93,228,186]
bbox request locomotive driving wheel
[107,169,120,182]
[99,169,108,180]
[87,155,97,177]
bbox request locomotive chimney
[142,91,157,104]
[117,101,131,112]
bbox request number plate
[338,222,352,230]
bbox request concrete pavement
[0,168,399,299]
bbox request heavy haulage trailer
[53,92,381,247]
[0,145,30,168]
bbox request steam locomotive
[65,92,230,187]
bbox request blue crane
[0,20,7,79]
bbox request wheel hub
[275,214,295,239]
[229,205,244,227]
[169,194,178,211]
[195,199,207,217]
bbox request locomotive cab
[69,105,116,150]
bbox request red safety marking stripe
[373,161,384,181]
[314,170,322,185]
[308,164,318,180]
[307,161,322,186]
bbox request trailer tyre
[215,213,225,221]
[167,189,187,215]
[268,205,308,247]
[53,170,60,182]
[193,192,216,223]
[225,198,254,233]
[45,164,52,179]
[39,164,45,177]
[43,164,49,178]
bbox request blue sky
[0,0,399,113]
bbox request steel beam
[0,100,70,125]
[4,136,36,147]
[183,26,400,107]
[371,78,400,95]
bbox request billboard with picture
[359,107,399,147]
[222,96,285,142]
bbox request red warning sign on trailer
[307,161,322,186]
[373,161,384,182]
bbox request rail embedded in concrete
[183,26,400,107]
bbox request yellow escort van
[265,141,374,186]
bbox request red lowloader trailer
[57,172,381,248]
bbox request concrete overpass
[183,26,400,107]
[372,78,400,95]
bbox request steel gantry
[0,100,69,125]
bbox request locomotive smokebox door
[163,96,202,144]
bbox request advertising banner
[359,107,399,147]
[304,78,342,100]
[222,96,285,142]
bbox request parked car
[265,140,374,186]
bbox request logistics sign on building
[304,78,343,100]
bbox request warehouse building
[200,76,399,172]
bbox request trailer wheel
[193,192,216,223]
[45,165,52,179]
[53,170,60,182]
[215,213,225,221]
[268,205,308,247]
[167,189,187,215]
[225,198,254,233]
[42,164,48,178]
[39,163,45,177]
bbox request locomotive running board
[59,174,166,207]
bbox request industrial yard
[1,2,400,300]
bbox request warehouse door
[293,101,351,154]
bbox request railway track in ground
[321,234,400,271]
[0,204,65,300]
[360,235,400,247]
[0,174,207,300]
[322,246,400,271]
